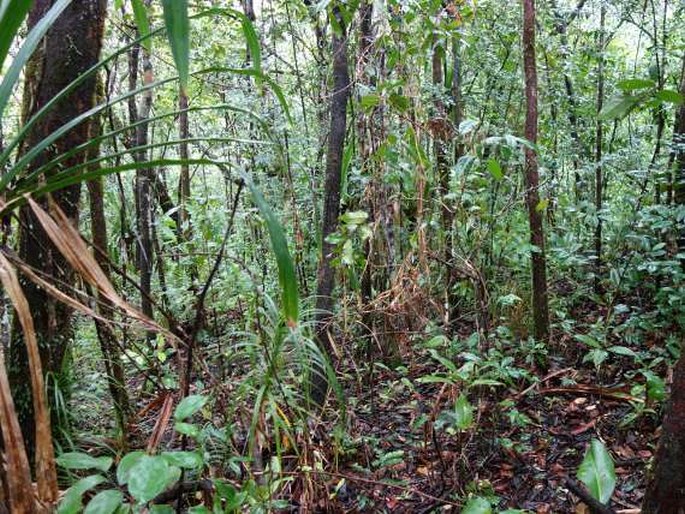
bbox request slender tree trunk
[594,4,605,295]
[311,6,350,405]
[8,0,107,461]
[522,0,550,343]
[86,82,131,442]
[130,33,155,329]
[673,52,685,270]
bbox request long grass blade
[0,0,33,72]
[131,0,152,53]
[162,0,190,94]
[243,175,299,327]
[0,252,58,504]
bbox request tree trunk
[642,342,685,512]
[86,82,131,441]
[311,6,350,405]
[129,32,155,330]
[522,0,550,343]
[8,0,107,461]
[594,4,605,295]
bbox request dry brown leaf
[0,252,57,504]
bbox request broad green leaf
[83,490,123,514]
[644,371,666,401]
[245,177,300,326]
[131,0,152,53]
[127,455,180,503]
[57,452,113,473]
[617,78,654,91]
[162,0,190,93]
[486,158,503,180]
[461,496,492,514]
[237,9,261,71]
[0,0,72,118]
[116,451,146,485]
[577,439,616,504]
[58,475,107,514]
[454,394,474,430]
[174,394,208,420]
[655,89,684,105]
[188,507,211,514]
[598,95,638,120]
[574,334,601,348]
[174,422,200,438]
[161,451,204,469]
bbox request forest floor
[68,308,666,513]
[329,359,655,513]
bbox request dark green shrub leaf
[174,394,208,420]
[128,455,180,503]
[83,490,123,514]
[461,497,492,514]
[57,452,113,473]
[116,451,146,485]
[58,475,107,514]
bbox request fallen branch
[538,385,643,403]
[565,477,616,514]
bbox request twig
[565,477,616,514]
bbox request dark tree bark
[522,0,550,343]
[128,30,155,329]
[311,6,350,405]
[594,4,605,295]
[8,0,107,460]
[643,342,685,512]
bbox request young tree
[312,4,350,404]
[522,0,550,343]
[8,0,107,458]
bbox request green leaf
[535,198,549,212]
[643,371,666,401]
[116,451,146,485]
[454,394,474,430]
[655,89,684,105]
[174,422,200,438]
[360,94,381,109]
[150,506,175,514]
[131,0,152,53]
[58,475,107,514]
[617,78,655,91]
[162,0,190,94]
[174,394,208,420]
[486,158,503,180]
[577,439,616,504]
[461,496,492,514]
[245,177,300,326]
[608,346,638,358]
[598,95,638,120]
[83,490,123,514]
[128,455,180,503]
[161,451,204,469]
[389,93,410,112]
[237,9,261,71]
[57,452,113,473]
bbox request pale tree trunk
[522,0,550,343]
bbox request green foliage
[162,0,190,93]
[577,439,616,504]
